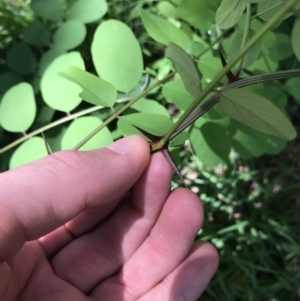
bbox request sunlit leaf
[91,20,143,93]
[39,48,66,75]
[59,66,117,107]
[0,83,36,133]
[31,0,65,22]
[67,0,108,23]
[140,10,191,51]
[53,21,86,51]
[157,1,178,18]
[166,43,201,97]
[292,18,300,62]
[216,0,246,29]
[0,72,22,97]
[61,116,113,150]
[162,79,194,110]
[9,137,48,169]
[118,113,188,146]
[131,99,169,116]
[220,88,296,140]
[41,52,85,112]
[6,43,37,75]
[22,21,50,47]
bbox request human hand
[0,136,218,301]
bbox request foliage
[0,0,300,300]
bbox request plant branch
[171,68,300,138]
[152,0,299,151]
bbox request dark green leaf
[31,0,65,22]
[166,42,201,97]
[220,88,296,140]
[292,18,300,62]
[23,21,50,47]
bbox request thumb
[0,135,150,260]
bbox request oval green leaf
[53,21,86,51]
[166,43,201,97]
[91,20,143,93]
[0,83,36,133]
[216,0,246,29]
[61,116,113,150]
[41,52,85,112]
[39,48,66,76]
[10,137,48,169]
[140,10,191,51]
[220,88,297,140]
[131,99,169,117]
[59,66,117,107]
[292,18,300,62]
[6,43,37,75]
[23,21,50,47]
[67,0,108,23]
[162,79,194,110]
[31,0,65,22]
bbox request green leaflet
[53,21,86,51]
[59,66,117,107]
[292,18,300,62]
[41,52,85,112]
[118,113,189,146]
[67,0,108,24]
[22,21,50,47]
[0,83,36,133]
[61,116,113,150]
[216,0,246,29]
[220,88,296,140]
[31,0,65,22]
[9,137,48,169]
[140,10,191,51]
[91,20,143,93]
[166,43,201,97]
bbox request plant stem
[152,0,299,151]
[236,3,252,72]
[72,71,175,150]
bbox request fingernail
[108,137,135,154]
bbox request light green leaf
[162,79,194,110]
[53,21,86,51]
[228,29,261,69]
[0,72,22,97]
[31,0,65,22]
[190,122,231,167]
[59,66,117,107]
[61,116,113,150]
[292,18,300,62]
[269,33,293,61]
[131,99,170,117]
[6,43,37,75]
[166,43,201,97]
[118,113,188,146]
[39,48,66,75]
[0,83,36,133]
[41,52,85,112]
[197,56,223,83]
[220,88,296,140]
[284,78,300,104]
[9,137,48,169]
[67,0,107,23]
[177,0,218,32]
[157,1,178,18]
[216,0,246,29]
[23,21,50,47]
[140,10,191,51]
[91,20,143,93]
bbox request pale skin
[0,136,218,301]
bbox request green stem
[0,98,130,154]
[236,3,251,72]
[171,68,300,138]
[153,0,299,151]
[72,71,176,150]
